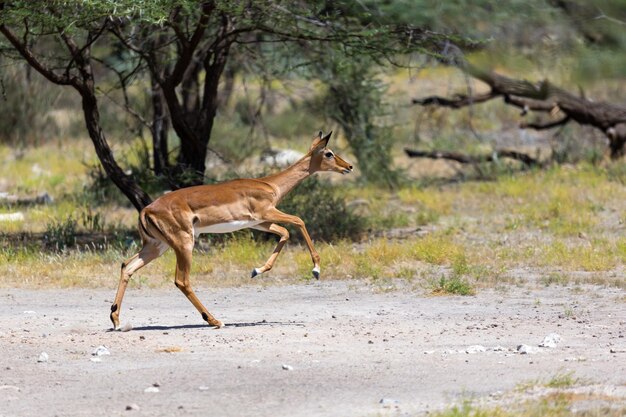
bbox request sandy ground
[1,280,625,417]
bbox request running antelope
[110,131,353,329]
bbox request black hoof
[251,268,259,278]
[312,270,320,280]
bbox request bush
[277,176,365,242]
[44,216,78,250]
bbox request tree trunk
[150,76,169,176]
[80,90,153,211]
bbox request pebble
[282,364,294,371]
[539,333,561,348]
[144,387,159,393]
[92,345,110,356]
[379,398,400,408]
[610,347,626,353]
[490,346,508,352]
[126,404,140,411]
[198,386,210,391]
[37,352,49,363]
[90,357,102,363]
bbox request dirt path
[1,280,625,416]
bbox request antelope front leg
[250,222,290,278]
[264,209,321,279]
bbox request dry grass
[434,372,624,417]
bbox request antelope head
[308,131,353,175]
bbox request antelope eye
[324,152,333,158]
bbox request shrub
[44,216,78,250]
[432,275,475,296]
[278,176,365,242]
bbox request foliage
[44,216,77,251]
[313,53,401,187]
[0,61,62,145]
[278,176,365,242]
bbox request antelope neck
[263,154,313,201]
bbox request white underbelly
[194,220,262,235]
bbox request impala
[110,131,353,329]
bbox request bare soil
[1,280,625,416]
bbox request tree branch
[0,23,73,86]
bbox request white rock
[466,345,487,354]
[92,345,110,356]
[261,149,305,167]
[379,398,400,408]
[539,333,561,348]
[144,387,159,393]
[0,212,24,222]
[23,310,36,315]
[90,357,102,363]
[282,364,294,371]
[517,344,541,354]
[126,404,140,411]
[198,386,210,391]
[37,352,49,363]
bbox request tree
[0,0,154,210]
[1,0,458,207]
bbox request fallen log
[404,148,540,167]
[412,64,626,158]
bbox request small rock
[23,310,36,315]
[610,347,626,353]
[423,350,436,355]
[92,345,110,356]
[517,344,541,354]
[465,345,486,354]
[198,386,210,391]
[379,398,400,408]
[90,357,102,363]
[282,364,294,371]
[144,387,159,393]
[125,404,140,411]
[37,352,49,363]
[539,333,561,348]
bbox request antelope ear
[309,130,332,152]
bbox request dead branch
[404,148,539,167]
[411,92,498,108]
